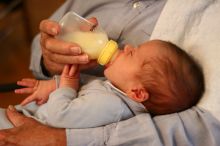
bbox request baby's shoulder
[80,78,107,90]
[79,79,121,101]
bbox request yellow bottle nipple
[98,40,118,65]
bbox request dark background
[0,0,65,108]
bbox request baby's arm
[15,78,56,105]
[59,64,79,90]
[43,65,132,128]
[15,64,78,106]
[46,80,129,128]
[46,90,126,128]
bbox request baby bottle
[57,11,119,65]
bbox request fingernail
[8,105,15,111]
[14,89,21,94]
[71,47,81,54]
[80,55,89,62]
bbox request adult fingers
[79,60,98,71]
[49,53,89,64]
[0,140,14,146]
[0,130,7,140]
[39,19,60,35]
[40,31,50,48]
[42,56,64,75]
[0,129,18,146]
[41,18,97,56]
[88,17,98,26]
[6,106,27,127]
[80,17,98,31]
[44,37,82,55]
[39,18,97,36]
[0,130,9,145]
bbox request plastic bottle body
[57,12,118,65]
[59,31,109,59]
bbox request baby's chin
[103,68,109,78]
[103,61,113,74]
[103,68,112,81]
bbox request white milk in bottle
[58,12,118,65]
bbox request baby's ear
[126,87,149,103]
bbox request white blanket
[151,0,220,121]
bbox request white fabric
[151,0,220,121]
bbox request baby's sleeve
[45,87,128,128]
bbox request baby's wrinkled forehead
[137,40,180,70]
[138,40,170,59]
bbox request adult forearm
[0,107,67,146]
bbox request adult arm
[1,106,220,146]
[0,106,66,146]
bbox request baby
[0,40,204,129]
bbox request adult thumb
[6,105,26,127]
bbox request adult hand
[40,18,98,76]
[0,106,66,146]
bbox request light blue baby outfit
[0,76,146,129]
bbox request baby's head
[104,40,204,115]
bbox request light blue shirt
[19,78,147,129]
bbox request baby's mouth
[104,51,121,69]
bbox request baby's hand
[60,64,80,90]
[15,78,56,106]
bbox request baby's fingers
[17,78,38,87]
[14,87,35,94]
[62,65,70,76]
[69,64,79,77]
[20,95,36,106]
[36,98,47,105]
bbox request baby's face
[104,40,166,92]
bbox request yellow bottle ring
[98,40,118,65]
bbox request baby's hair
[139,40,204,115]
